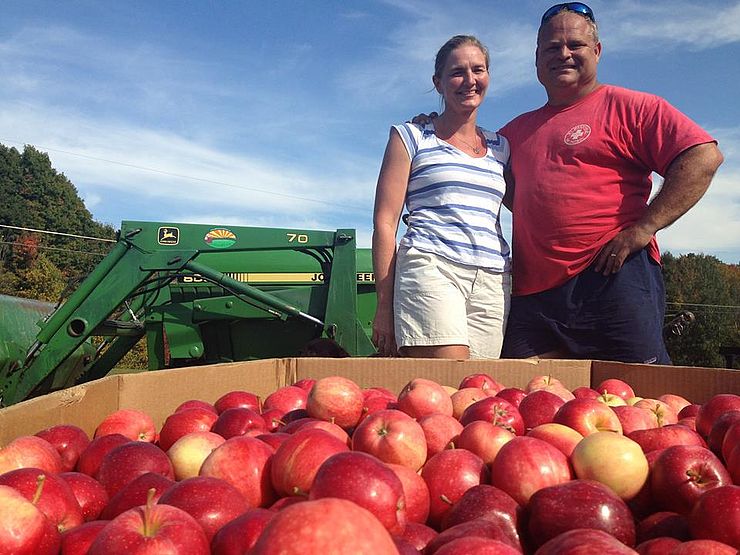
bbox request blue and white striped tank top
[393,122,511,271]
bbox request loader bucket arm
[1,222,373,406]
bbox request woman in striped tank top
[372,35,511,359]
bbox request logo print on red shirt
[564,124,591,145]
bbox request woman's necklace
[451,128,483,154]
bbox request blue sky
[2,0,739,262]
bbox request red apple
[458,373,504,394]
[678,404,701,419]
[386,463,430,524]
[210,508,274,555]
[0,435,64,475]
[432,535,520,554]
[634,399,679,427]
[0,483,60,555]
[553,398,623,436]
[572,386,601,400]
[75,434,130,477]
[309,451,407,535]
[421,448,489,528]
[255,432,290,451]
[707,410,740,457]
[651,445,731,514]
[535,528,638,554]
[292,378,316,392]
[158,407,218,451]
[87,492,210,555]
[495,387,527,408]
[250,497,399,554]
[526,375,574,401]
[0,468,84,532]
[636,511,690,543]
[306,375,364,428]
[398,521,437,551]
[418,414,463,458]
[527,479,637,549]
[440,484,523,547]
[199,436,275,508]
[283,418,350,444]
[688,485,739,549]
[35,425,90,472]
[173,399,217,414]
[635,536,682,554]
[214,390,261,413]
[60,520,108,555]
[597,378,636,400]
[97,441,174,497]
[669,539,738,554]
[628,424,706,453]
[456,420,515,464]
[94,408,156,442]
[696,394,740,438]
[722,420,740,462]
[352,409,427,471]
[571,431,649,500]
[260,408,284,432]
[613,405,659,435]
[167,430,225,480]
[211,407,267,439]
[424,518,521,554]
[157,476,248,542]
[397,378,453,420]
[459,396,524,436]
[658,393,691,415]
[262,385,307,414]
[526,422,584,458]
[726,443,740,484]
[270,428,348,497]
[518,389,565,430]
[358,395,396,424]
[99,471,175,520]
[363,386,397,403]
[59,471,109,522]
[268,495,305,511]
[450,387,488,419]
[489,436,572,506]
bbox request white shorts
[394,246,510,359]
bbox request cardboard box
[1,358,738,444]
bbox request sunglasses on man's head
[541,2,595,25]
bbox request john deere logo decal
[204,228,237,249]
[158,226,179,245]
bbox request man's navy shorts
[501,249,671,364]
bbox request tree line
[0,143,738,368]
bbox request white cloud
[656,126,740,261]
[604,1,740,51]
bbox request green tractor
[0,221,377,407]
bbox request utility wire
[0,240,109,257]
[0,224,116,243]
[667,302,740,309]
[1,139,367,211]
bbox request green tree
[663,253,740,368]
[0,143,114,283]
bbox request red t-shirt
[499,85,715,296]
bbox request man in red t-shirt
[499,3,723,363]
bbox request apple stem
[440,494,453,506]
[142,487,156,537]
[32,474,46,505]
[292,487,309,498]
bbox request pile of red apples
[1,373,738,554]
